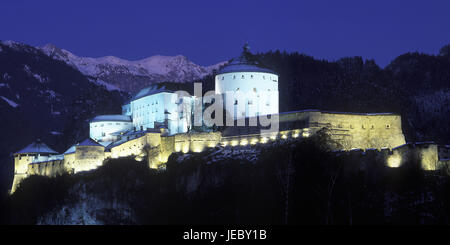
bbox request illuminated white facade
[128,89,192,134]
[215,45,279,119]
[89,115,133,143]
[89,44,278,144]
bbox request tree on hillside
[439,44,450,56]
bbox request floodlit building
[89,115,133,144]
[215,43,279,119]
[11,43,449,194]
[11,140,59,193]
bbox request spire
[243,41,250,54]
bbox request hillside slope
[0,40,126,193]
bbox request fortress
[10,44,450,193]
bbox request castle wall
[28,160,65,177]
[110,132,161,160]
[11,153,54,193]
[221,129,304,146]
[63,153,76,174]
[388,143,443,170]
[280,111,406,150]
[73,145,105,173]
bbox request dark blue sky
[1,0,449,67]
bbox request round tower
[11,139,58,193]
[215,43,279,119]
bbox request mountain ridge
[39,43,226,93]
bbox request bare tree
[276,150,295,224]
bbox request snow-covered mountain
[39,44,226,93]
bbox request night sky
[1,0,449,67]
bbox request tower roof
[78,138,104,147]
[90,115,132,123]
[131,85,173,101]
[63,143,78,154]
[217,43,277,75]
[15,140,58,155]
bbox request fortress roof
[217,44,277,75]
[78,138,104,147]
[131,85,173,101]
[90,115,132,123]
[63,143,78,154]
[15,140,58,155]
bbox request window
[222,76,224,80]
[241,75,245,79]
[263,76,265,79]
[362,125,365,129]
[236,88,240,91]
[233,75,236,79]
[102,132,105,136]
[386,124,390,129]
[250,75,253,78]
[253,88,257,92]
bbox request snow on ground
[1,96,19,107]
[3,73,11,80]
[23,64,49,83]
[91,79,121,91]
[39,43,224,81]
[1,40,19,49]
[45,89,58,98]
[33,73,49,83]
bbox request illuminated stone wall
[9,130,450,195]
[28,160,65,177]
[11,153,53,193]
[280,111,406,150]
[171,132,222,153]
[108,131,221,169]
[388,143,443,170]
[74,145,106,173]
[221,129,304,147]
[63,153,76,174]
